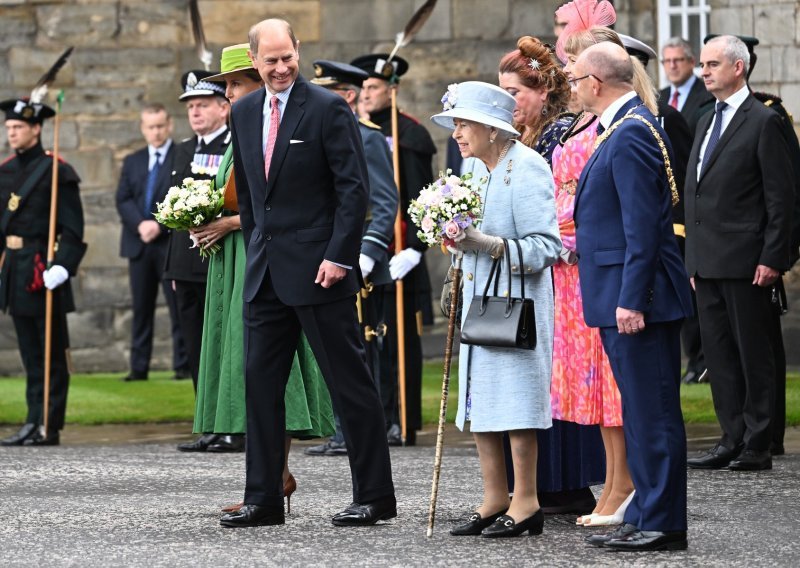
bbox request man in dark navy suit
[115,103,187,382]
[572,42,693,551]
[219,19,394,529]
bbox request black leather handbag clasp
[460,239,536,350]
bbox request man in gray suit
[305,59,399,456]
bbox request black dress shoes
[0,423,37,446]
[450,509,507,536]
[331,495,397,526]
[728,449,772,471]
[22,430,60,446]
[386,424,402,446]
[681,369,702,385]
[220,504,285,528]
[687,443,741,469]
[586,523,638,547]
[770,442,785,457]
[304,440,347,456]
[177,434,218,452]
[207,435,245,453]
[121,371,147,382]
[172,368,192,380]
[603,530,688,551]
[482,509,544,538]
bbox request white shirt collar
[198,124,228,147]
[262,82,295,114]
[599,91,638,131]
[672,74,696,97]
[717,84,750,111]
[148,139,171,158]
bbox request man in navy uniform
[115,103,188,383]
[304,59,398,456]
[350,53,436,446]
[0,97,86,447]
[164,71,231,452]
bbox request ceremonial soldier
[305,60,399,456]
[0,97,86,447]
[351,53,436,446]
[163,70,231,452]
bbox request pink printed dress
[549,122,622,427]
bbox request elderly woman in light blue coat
[432,82,561,538]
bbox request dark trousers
[695,277,777,452]
[174,280,206,390]
[243,271,393,510]
[13,300,70,431]
[771,314,786,447]
[600,320,687,532]
[128,243,187,375]
[377,288,422,432]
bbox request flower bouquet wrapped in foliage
[154,177,224,257]
[408,169,485,248]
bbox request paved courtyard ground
[0,424,798,567]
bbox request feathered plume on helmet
[554,0,617,64]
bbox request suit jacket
[684,94,794,279]
[660,77,714,136]
[231,75,368,306]
[657,102,692,231]
[115,144,173,259]
[575,96,693,328]
[162,130,230,282]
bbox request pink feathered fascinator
[555,0,617,63]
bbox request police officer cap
[617,33,658,66]
[0,98,56,124]
[311,60,369,88]
[704,34,759,55]
[350,53,409,82]
[179,69,227,101]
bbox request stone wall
[0,0,798,373]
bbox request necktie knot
[271,96,279,110]
[153,150,161,168]
[715,101,728,114]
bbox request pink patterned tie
[669,90,679,109]
[264,95,280,181]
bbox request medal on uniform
[8,192,20,211]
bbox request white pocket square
[289,139,304,144]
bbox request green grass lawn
[1,363,798,427]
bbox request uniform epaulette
[399,111,421,124]
[44,150,69,164]
[753,91,782,106]
[181,136,193,142]
[359,117,382,131]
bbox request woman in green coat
[189,44,334,512]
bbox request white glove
[455,225,504,257]
[389,248,422,280]
[43,265,69,290]
[359,253,376,279]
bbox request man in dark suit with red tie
[685,36,794,472]
[219,18,395,529]
[660,37,714,136]
[115,103,187,383]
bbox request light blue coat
[456,142,561,432]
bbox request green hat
[206,44,259,82]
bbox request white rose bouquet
[154,177,224,258]
[408,169,485,248]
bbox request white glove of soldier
[43,265,69,290]
[359,253,376,279]
[389,248,422,280]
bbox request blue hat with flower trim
[430,81,519,137]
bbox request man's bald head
[248,18,298,53]
[579,42,634,88]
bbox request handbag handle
[479,253,502,314]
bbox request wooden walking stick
[385,0,438,446]
[43,90,65,439]
[426,252,462,537]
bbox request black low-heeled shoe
[482,509,544,538]
[450,510,507,536]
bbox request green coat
[0,143,86,317]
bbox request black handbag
[460,239,536,350]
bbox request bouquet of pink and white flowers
[155,177,224,257]
[408,170,485,248]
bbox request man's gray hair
[662,37,695,60]
[707,35,750,69]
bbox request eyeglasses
[661,57,688,65]
[567,74,603,84]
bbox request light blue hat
[431,81,519,137]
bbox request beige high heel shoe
[582,491,635,527]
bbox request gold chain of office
[593,109,679,207]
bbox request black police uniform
[0,101,86,446]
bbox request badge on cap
[21,107,34,119]
[8,193,20,212]
[314,64,323,78]
[187,72,198,88]
[375,58,396,78]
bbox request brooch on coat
[504,160,513,186]
[7,192,20,211]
